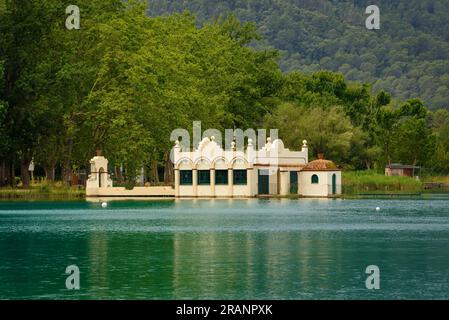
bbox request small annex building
[385,163,420,178]
[298,154,342,197]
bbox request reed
[0,181,85,199]
[343,170,423,194]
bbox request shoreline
[1,189,448,201]
[1,172,448,200]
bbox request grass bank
[1,173,448,199]
[422,176,449,184]
[343,171,423,195]
[0,182,85,200]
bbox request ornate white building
[86,136,342,198]
[172,136,341,198]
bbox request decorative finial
[175,140,180,146]
[267,137,272,143]
[302,140,307,147]
[248,138,253,146]
[211,136,215,141]
[231,141,236,151]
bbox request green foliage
[265,104,355,164]
[429,109,449,173]
[1,0,448,190]
[373,99,436,169]
[1,0,282,186]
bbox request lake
[1,196,449,299]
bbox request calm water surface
[1,197,449,299]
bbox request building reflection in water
[170,198,347,299]
[87,232,109,298]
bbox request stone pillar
[192,169,198,197]
[174,169,180,197]
[247,168,253,196]
[279,170,289,196]
[210,168,215,197]
[301,140,309,163]
[228,168,233,197]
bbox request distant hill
[148,0,449,111]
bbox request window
[233,170,247,185]
[198,170,210,185]
[215,170,228,185]
[311,174,319,184]
[180,170,192,185]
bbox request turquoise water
[1,197,449,299]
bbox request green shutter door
[290,171,298,194]
[258,169,269,195]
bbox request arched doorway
[332,174,336,195]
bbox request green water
[1,197,449,299]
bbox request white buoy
[101,202,108,208]
[376,206,380,212]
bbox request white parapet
[85,154,175,197]
[86,155,113,189]
[86,186,175,197]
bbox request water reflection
[87,233,109,298]
[1,197,449,299]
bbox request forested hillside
[148,0,449,111]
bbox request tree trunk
[10,162,16,188]
[164,152,174,185]
[44,165,56,181]
[151,161,159,184]
[20,156,32,188]
[115,166,123,183]
[5,161,11,187]
[62,139,73,185]
[365,160,371,170]
[0,160,5,187]
[62,165,72,186]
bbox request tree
[265,103,355,164]
[391,117,435,166]
[0,0,65,186]
[429,109,449,173]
